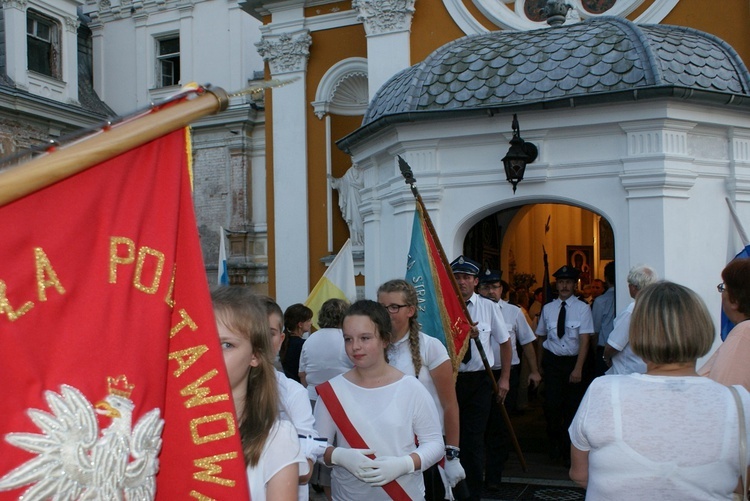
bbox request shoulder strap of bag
[729,385,747,501]
[316,381,412,501]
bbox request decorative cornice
[352,0,415,36]
[256,30,312,75]
[619,170,697,199]
[84,0,195,23]
[1,0,28,10]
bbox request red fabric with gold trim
[0,128,249,500]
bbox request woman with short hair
[281,304,313,383]
[569,281,750,500]
[699,257,750,390]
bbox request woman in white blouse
[569,281,750,500]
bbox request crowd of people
[210,255,750,501]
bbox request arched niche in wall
[312,57,369,119]
[311,57,369,254]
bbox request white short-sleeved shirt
[536,296,594,356]
[491,300,536,369]
[246,419,307,501]
[461,292,510,372]
[388,331,450,430]
[298,327,353,401]
[313,375,444,501]
[276,370,317,500]
[570,375,750,501]
[605,302,646,375]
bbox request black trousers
[541,349,587,458]
[594,345,608,378]
[484,365,520,481]
[456,370,493,501]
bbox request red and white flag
[0,127,250,500]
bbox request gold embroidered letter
[189,492,216,501]
[0,280,33,321]
[193,452,238,487]
[181,369,229,408]
[164,263,176,308]
[133,246,165,294]
[190,412,236,444]
[110,237,135,283]
[35,247,65,301]
[171,308,198,338]
[169,345,208,377]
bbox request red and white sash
[317,380,412,501]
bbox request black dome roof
[363,17,750,125]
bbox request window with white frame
[27,10,61,79]
[156,36,180,88]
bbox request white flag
[304,239,357,328]
[218,226,229,285]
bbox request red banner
[0,128,249,500]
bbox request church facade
[3,0,750,328]
[246,0,750,330]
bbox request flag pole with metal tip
[398,155,528,472]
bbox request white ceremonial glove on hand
[443,458,466,488]
[299,435,328,460]
[359,456,415,486]
[330,448,376,480]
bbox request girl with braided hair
[377,279,466,498]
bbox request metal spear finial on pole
[397,154,528,472]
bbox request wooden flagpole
[0,87,229,207]
[398,155,528,472]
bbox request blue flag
[405,204,471,372]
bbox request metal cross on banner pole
[398,155,528,472]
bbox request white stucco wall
[85,0,263,115]
[347,98,750,336]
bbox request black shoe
[484,481,502,493]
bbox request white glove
[299,435,328,460]
[443,458,466,488]
[330,447,376,480]
[359,455,415,486]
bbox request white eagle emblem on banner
[0,376,163,500]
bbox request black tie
[462,300,472,363]
[557,301,566,338]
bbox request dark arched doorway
[462,202,614,485]
[464,203,614,293]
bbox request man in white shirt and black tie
[535,265,594,467]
